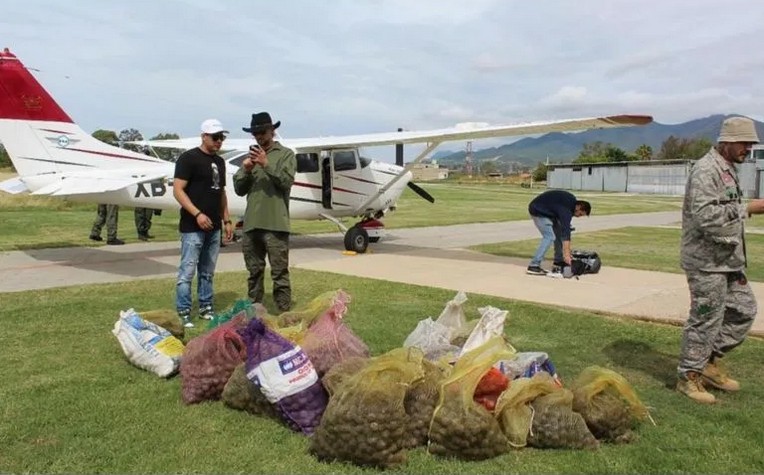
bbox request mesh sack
[222,363,281,421]
[571,366,649,443]
[321,356,370,397]
[428,336,515,461]
[527,390,599,450]
[310,348,425,468]
[179,315,247,404]
[300,290,370,377]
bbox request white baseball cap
[200,118,229,135]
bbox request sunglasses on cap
[207,133,226,142]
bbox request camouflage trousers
[241,229,291,312]
[91,204,119,240]
[677,270,756,376]
[134,207,153,236]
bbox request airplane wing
[133,114,652,152]
[31,169,169,196]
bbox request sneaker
[526,265,548,276]
[702,360,740,392]
[178,310,194,328]
[199,306,214,320]
[106,238,125,245]
[137,234,149,241]
[676,371,716,404]
[89,234,103,242]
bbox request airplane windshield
[359,156,371,168]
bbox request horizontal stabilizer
[0,177,28,194]
[31,170,168,196]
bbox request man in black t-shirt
[172,119,234,328]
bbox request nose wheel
[344,225,369,253]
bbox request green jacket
[233,142,296,233]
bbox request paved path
[1,210,762,336]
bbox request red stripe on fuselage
[0,49,73,122]
[63,147,158,162]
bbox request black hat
[243,112,281,133]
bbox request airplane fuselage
[20,149,411,222]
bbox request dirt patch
[0,168,18,182]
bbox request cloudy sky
[3,0,764,156]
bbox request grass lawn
[1,269,763,474]
[472,226,764,282]
[0,179,682,251]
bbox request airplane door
[321,157,332,209]
[330,149,365,212]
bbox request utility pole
[464,141,473,177]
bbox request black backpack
[570,250,601,276]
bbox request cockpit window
[359,156,371,168]
[333,151,357,171]
[296,153,319,173]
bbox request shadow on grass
[603,339,677,389]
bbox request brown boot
[677,371,716,404]
[702,360,740,392]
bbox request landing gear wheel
[344,226,369,253]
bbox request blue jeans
[529,216,562,267]
[175,230,221,313]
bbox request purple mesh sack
[242,318,328,435]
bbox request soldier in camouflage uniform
[677,116,764,404]
[134,207,154,241]
[233,112,296,312]
[89,204,123,245]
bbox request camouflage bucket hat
[718,116,759,143]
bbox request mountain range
[432,114,764,168]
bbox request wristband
[223,220,232,225]
[194,211,202,218]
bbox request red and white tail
[0,48,161,180]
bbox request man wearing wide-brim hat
[677,116,764,404]
[233,112,297,312]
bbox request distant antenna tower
[464,141,473,177]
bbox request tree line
[532,135,715,181]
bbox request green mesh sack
[428,336,515,461]
[140,309,184,339]
[571,366,649,443]
[310,348,425,469]
[207,299,259,330]
[495,372,559,448]
[527,390,599,450]
[221,363,281,421]
[403,358,449,449]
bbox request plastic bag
[403,317,460,361]
[434,290,472,345]
[112,308,184,378]
[459,305,508,356]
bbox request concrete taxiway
[1,210,761,336]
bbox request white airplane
[0,47,653,252]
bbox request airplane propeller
[407,181,435,203]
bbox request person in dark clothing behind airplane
[526,189,591,275]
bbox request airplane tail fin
[0,48,161,181]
